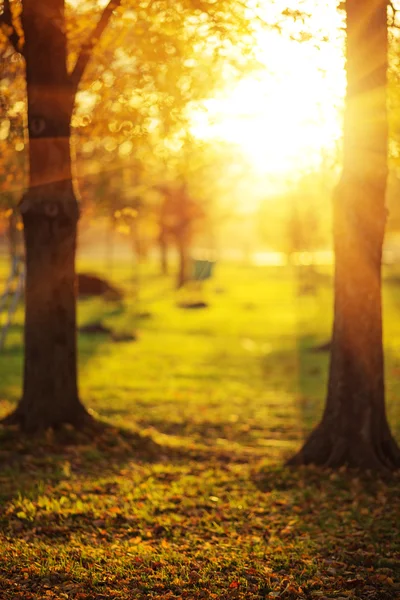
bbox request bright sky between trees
[66,0,346,189]
[190,1,346,183]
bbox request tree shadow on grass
[259,336,329,440]
[90,335,329,454]
[0,419,264,596]
[110,414,301,449]
[0,418,262,504]
[252,464,400,582]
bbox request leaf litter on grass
[0,426,399,600]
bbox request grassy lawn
[0,259,399,599]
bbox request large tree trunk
[7,181,91,431]
[2,0,91,431]
[288,0,400,470]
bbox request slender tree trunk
[158,192,170,276]
[288,0,400,470]
[176,234,189,289]
[106,212,115,277]
[2,0,91,431]
[159,232,169,275]
[131,217,142,263]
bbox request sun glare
[191,1,345,181]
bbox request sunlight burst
[191,1,345,180]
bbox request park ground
[0,259,399,599]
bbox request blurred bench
[192,258,215,282]
[177,258,216,309]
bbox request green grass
[0,259,399,599]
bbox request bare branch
[389,0,400,28]
[70,0,122,91]
[0,0,23,54]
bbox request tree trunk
[2,0,91,431]
[176,235,189,289]
[288,0,400,470]
[131,217,142,264]
[159,232,169,275]
[4,182,91,431]
[106,213,115,277]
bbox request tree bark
[2,0,91,431]
[4,182,91,431]
[288,0,400,470]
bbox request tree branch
[69,0,122,92]
[389,0,400,28]
[0,0,23,54]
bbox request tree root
[287,421,400,472]
[286,422,332,467]
[0,400,95,434]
